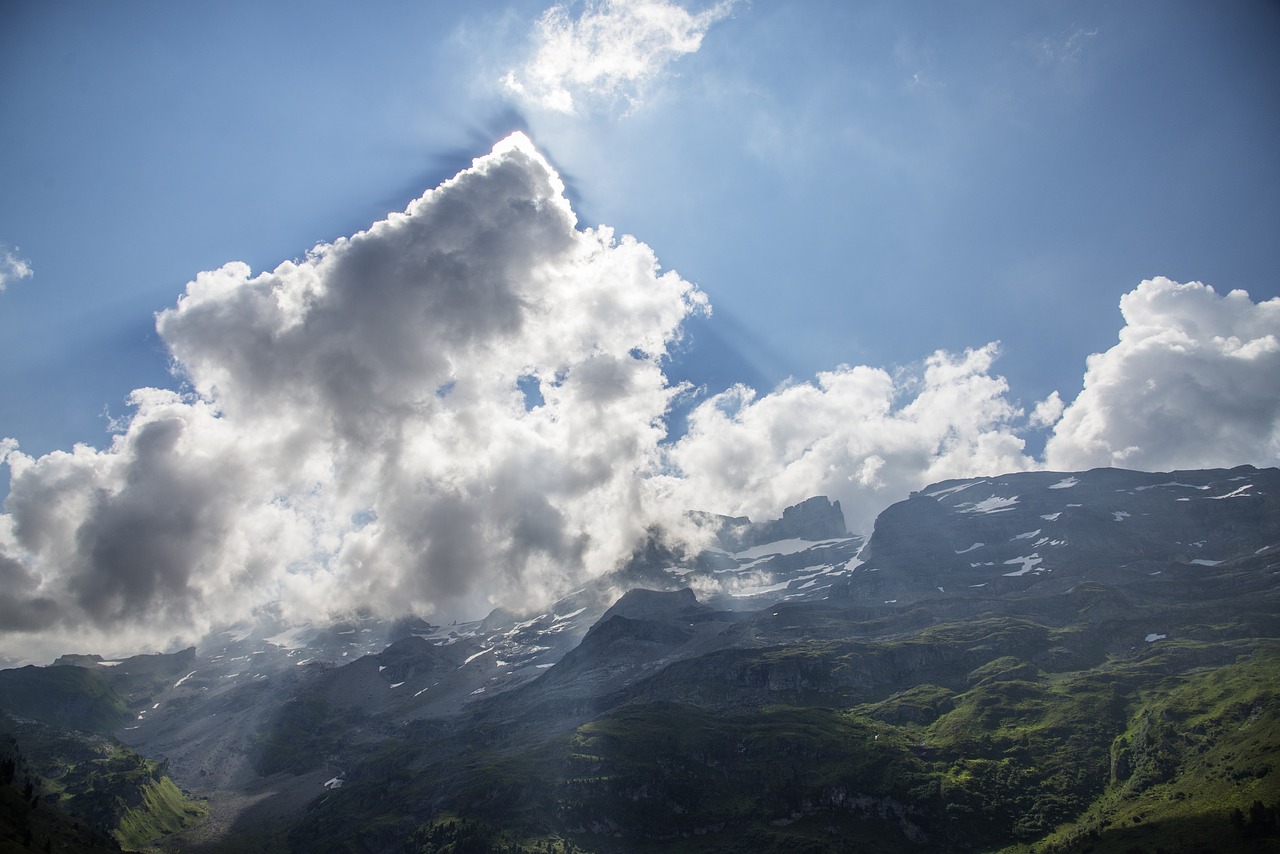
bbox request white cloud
[1,133,1274,666]
[1044,277,1280,471]
[664,343,1037,535]
[0,245,33,291]
[1029,391,1064,429]
[503,0,736,114]
[0,134,707,661]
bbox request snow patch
[1135,481,1209,492]
[1012,529,1041,541]
[1112,511,1130,522]
[734,578,794,597]
[1040,512,1062,521]
[954,542,984,554]
[389,681,405,688]
[1145,633,1167,643]
[1002,554,1044,577]
[173,671,197,688]
[1190,559,1222,567]
[264,626,311,650]
[926,481,984,498]
[1048,477,1079,489]
[464,648,492,665]
[1210,484,1253,500]
[957,495,1020,514]
[734,537,848,560]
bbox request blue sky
[4,0,1277,457]
[1,0,1278,660]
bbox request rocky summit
[2,466,1279,853]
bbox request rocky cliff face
[755,495,850,544]
[695,495,849,551]
[848,464,1280,603]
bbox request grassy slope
[0,718,206,853]
[353,639,1280,853]
[1024,646,1280,853]
[276,555,1280,854]
[115,775,208,852]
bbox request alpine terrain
[3,465,1279,853]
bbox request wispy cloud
[0,245,32,292]
[503,0,736,115]
[1039,27,1099,66]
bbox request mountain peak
[694,495,849,551]
[595,587,707,627]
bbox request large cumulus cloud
[664,343,1037,535]
[1044,277,1280,471]
[663,279,1280,537]
[0,135,707,660]
[2,131,1276,664]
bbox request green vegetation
[409,814,590,853]
[0,716,206,852]
[291,614,1280,853]
[115,775,207,851]
[0,665,130,734]
[1029,646,1280,853]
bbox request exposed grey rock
[695,495,849,551]
[846,464,1280,603]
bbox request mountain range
[2,465,1279,853]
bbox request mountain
[3,470,1279,853]
[851,465,1280,601]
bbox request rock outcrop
[696,495,849,551]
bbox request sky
[1,0,1278,663]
